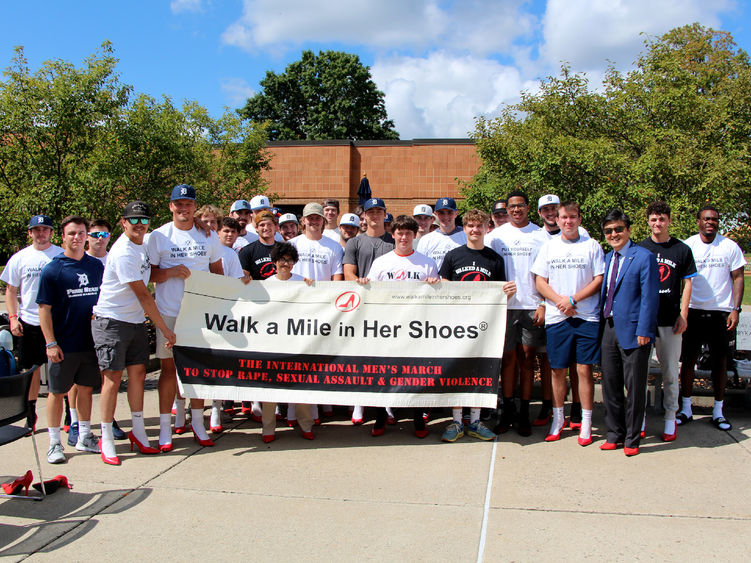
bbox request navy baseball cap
[385,213,394,223]
[171,184,196,201]
[363,198,386,211]
[434,197,457,211]
[28,215,54,229]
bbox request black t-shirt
[439,245,506,282]
[638,237,697,326]
[238,241,276,280]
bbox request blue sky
[1,1,748,139]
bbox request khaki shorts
[155,315,177,360]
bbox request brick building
[262,139,482,216]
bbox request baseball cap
[538,194,560,209]
[28,215,54,229]
[363,198,386,211]
[385,213,394,223]
[434,197,457,211]
[279,213,298,225]
[230,199,251,212]
[413,204,433,217]
[492,199,508,214]
[269,207,281,217]
[302,202,325,218]
[250,195,270,211]
[339,213,360,227]
[122,201,151,219]
[171,184,196,201]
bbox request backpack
[0,346,16,377]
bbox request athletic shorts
[681,309,731,370]
[504,309,546,353]
[47,350,100,394]
[155,315,177,360]
[92,316,150,371]
[18,319,47,370]
[545,318,600,369]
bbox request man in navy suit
[599,209,659,456]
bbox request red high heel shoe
[174,425,187,435]
[100,440,121,465]
[128,432,160,454]
[210,425,224,434]
[159,442,173,453]
[2,470,33,496]
[545,422,564,442]
[191,427,215,447]
[32,475,72,494]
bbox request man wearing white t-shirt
[361,215,439,438]
[678,205,746,432]
[228,199,253,250]
[416,197,466,269]
[93,201,177,464]
[0,215,62,430]
[322,199,341,242]
[289,203,344,282]
[484,190,543,436]
[531,201,604,447]
[147,184,224,451]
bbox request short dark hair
[391,215,418,234]
[601,209,632,229]
[270,241,299,263]
[506,190,529,205]
[697,205,720,219]
[61,215,89,232]
[558,201,580,216]
[646,201,671,218]
[90,218,112,232]
[354,205,364,217]
[322,199,340,211]
[221,217,240,232]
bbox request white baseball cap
[413,204,433,217]
[250,195,270,211]
[537,194,560,209]
[340,213,360,227]
[279,213,298,225]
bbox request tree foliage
[0,43,270,254]
[240,50,399,141]
[464,24,751,244]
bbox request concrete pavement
[2,379,751,562]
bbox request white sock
[470,408,481,424]
[131,411,148,444]
[680,396,692,417]
[641,415,646,432]
[287,403,297,421]
[550,407,565,435]
[352,405,363,420]
[713,400,724,420]
[159,413,172,446]
[48,426,61,445]
[580,409,593,440]
[252,401,262,416]
[78,421,91,439]
[191,408,210,440]
[386,406,395,418]
[275,405,281,417]
[70,408,79,425]
[311,404,319,420]
[175,398,186,427]
[452,408,462,423]
[210,401,222,428]
[663,419,676,435]
[100,422,117,458]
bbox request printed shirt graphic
[485,222,542,310]
[146,223,224,317]
[289,235,344,281]
[440,246,505,282]
[416,227,466,269]
[638,237,697,325]
[239,240,276,279]
[684,234,746,312]
[36,253,104,352]
[0,244,63,325]
[367,251,439,282]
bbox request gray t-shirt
[343,233,395,277]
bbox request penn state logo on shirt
[77,273,90,287]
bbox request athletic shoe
[76,433,101,453]
[112,419,127,440]
[441,422,465,442]
[467,421,496,441]
[47,442,66,464]
[67,422,79,446]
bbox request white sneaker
[47,442,66,464]
[76,432,101,453]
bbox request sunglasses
[603,225,626,235]
[127,218,150,225]
[88,231,110,239]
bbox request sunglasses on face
[603,225,626,235]
[127,218,150,225]
[88,231,110,239]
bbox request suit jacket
[601,241,659,350]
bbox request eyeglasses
[507,203,527,210]
[276,257,295,265]
[603,225,626,235]
[88,231,110,239]
[127,218,150,225]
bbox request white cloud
[221,78,256,107]
[372,52,536,139]
[170,0,203,14]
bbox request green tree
[240,50,399,141]
[465,24,751,242]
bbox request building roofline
[266,138,475,148]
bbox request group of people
[1,184,745,465]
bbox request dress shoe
[371,426,385,437]
[313,418,321,426]
[301,430,315,440]
[32,475,71,494]
[662,429,677,442]
[112,419,127,440]
[532,412,552,427]
[210,425,224,434]
[599,441,619,450]
[640,430,646,439]
[174,425,187,435]
[159,442,173,453]
[544,422,564,442]
[577,435,593,447]
[567,420,582,431]
[287,418,298,427]
[191,428,215,447]
[128,432,160,454]
[351,417,364,425]
[386,415,396,425]
[99,440,121,465]
[414,429,429,439]
[624,446,640,456]
[2,470,33,495]
[249,412,263,423]
[262,434,275,443]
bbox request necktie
[603,251,620,318]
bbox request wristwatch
[733,306,742,312]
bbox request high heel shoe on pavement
[159,442,173,453]
[32,475,72,494]
[191,427,215,447]
[128,432,160,454]
[545,423,564,442]
[2,470,33,495]
[99,440,121,466]
[174,425,187,435]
